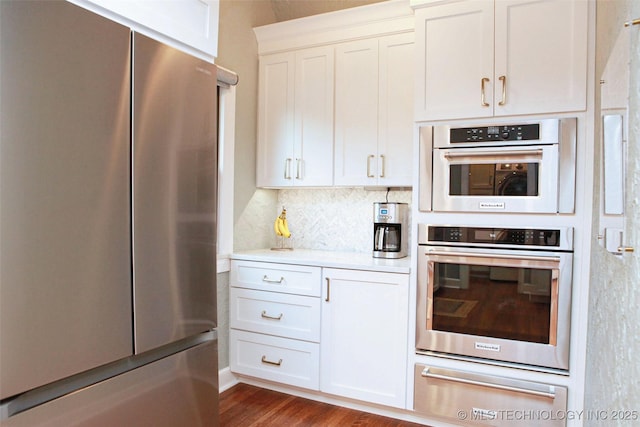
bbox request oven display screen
[450,124,540,142]
[428,226,561,247]
[474,230,495,242]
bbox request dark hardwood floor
[220,383,428,426]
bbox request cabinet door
[74,0,219,58]
[294,46,335,186]
[320,269,409,408]
[378,32,414,187]
[256,52,295,187]
[334,39,379,186]
[415,1,494,121]
[494,0,588,116]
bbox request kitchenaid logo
[479,202,505,210]
[475,342,501,352]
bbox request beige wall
[586,0,640,421]
[217,0,278,228]
[216,0,278,370]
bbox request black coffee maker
[373,202,408,259]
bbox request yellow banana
[279,217,291,238]
[275,207,291,238]
[274,216,283,237]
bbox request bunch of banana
[274,207,292,238]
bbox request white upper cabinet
[334,39,380,186]
[256,53,296,188]
[378,33,415,187]
[335,33,414,187]
[415,0,588,121]
[256,46,335,187]
[254,0,415,189]
[69,0,219,61]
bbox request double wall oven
[414,117,578,424]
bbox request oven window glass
[449,163,539,196]
[432,262,552,344]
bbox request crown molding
[254,0,414,55]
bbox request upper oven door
[432,144,559,213]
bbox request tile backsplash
[276,188,411,253]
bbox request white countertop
[231,249,411,274]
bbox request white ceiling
[269,0,386,22]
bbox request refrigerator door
[3,333,219,427]
[0,1,132,400]
[133,33,218,353]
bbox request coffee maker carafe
[373,202,408,259]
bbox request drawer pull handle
[421,368,556,399]
[325,277,330,302]
[261,356,283,366]
[261,310,283,320]
[262,275,284,284]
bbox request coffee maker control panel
[375,204,402,223]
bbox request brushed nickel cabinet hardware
[261,310,283,320]
[624,18,640,27]
[325,277,331,302]
[284,158,292,180]
[379,155,385,178]
[617,246,634,253]
[261,356,283,366]
[481,77,490,107]
[295,158,302,180]
[367,155,375,178]
[498,75,507,106]
[262,275,284,284]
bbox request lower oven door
[416,246,572,370]
[414,365,568,426]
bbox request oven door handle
[443,149,543,159]
[421,367,556,400]
[425,249,560,264]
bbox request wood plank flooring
[220,383,428,426]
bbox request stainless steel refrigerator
[0,2,219,425]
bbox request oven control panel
[427,226,561,247]
[450,123,540,142]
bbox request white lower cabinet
[230,287,321,342]
[229,260,410,406]
[229,260,321,390]
[229,330,320,390]
[320,268,409,408]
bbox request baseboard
[218,367,239,393]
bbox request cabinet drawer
[230,330,319,390]
[414,365,567,426]
[230,260,321,296]
[230,288,320,342]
